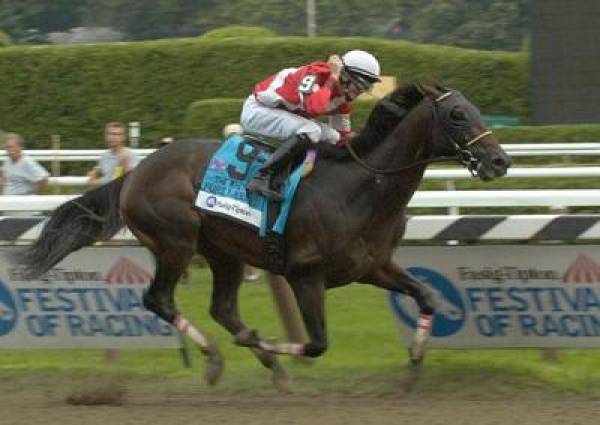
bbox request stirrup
[250,184,284,202]
[247,175,284,202]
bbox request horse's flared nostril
[493,157,506,168]
[483,154,511,178]
[492,155,511,170]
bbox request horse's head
[419,83,511,181]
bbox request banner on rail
[0,247,180,349]
[389,245,600,348]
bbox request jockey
[241,49,381,201]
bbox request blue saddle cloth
[196,135,306,236]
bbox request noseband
[433,91,492,176]
[345,91,492,176]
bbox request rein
[345,91,491,176]
[344,140,459,175]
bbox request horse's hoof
[402,361,422,393]
[204,348,224,386]
[271,362,292,394]
[234,329,260,347]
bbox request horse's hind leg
[143,246,223,385]
[204,252,290,392]
[120,158,223,385]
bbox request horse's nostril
[493,157,508,168]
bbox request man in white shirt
[88,122,140,186]
[0,132,49,195]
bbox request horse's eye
[450,108,466,121]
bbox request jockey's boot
[247,134,312,201]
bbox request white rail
[0,149,156,162]
[504,143,600,156]
[410,190,600,208]
[504,143,600,150]
[424,166,600,179]
[1,143,600,162]
[2,189,600,211]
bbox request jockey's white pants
[240,95,340,144]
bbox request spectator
[0,132,49,195]
[88,122,140,185]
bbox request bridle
[432,91,493,176]
[344,90,492,176]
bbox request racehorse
[17,82,510,391]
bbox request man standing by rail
[87,122,140,186]
[0,132,49,195]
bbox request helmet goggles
[343,67,378,93]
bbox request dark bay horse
[18,82,510,390]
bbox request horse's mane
[371,82,425,133]
[317,81,432,160]
[341,81,425,158]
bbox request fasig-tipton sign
[0,247,179,349]
[389,245,600,348]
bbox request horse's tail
[17,174,128,277]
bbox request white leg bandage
[416,314,433,339]
[258,340,304,356]
[174,315,209,350]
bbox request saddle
[197,132,316,274]
[243,133,317,273]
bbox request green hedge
[494,124,600,143]
[0,36,527,149]
[184,98,244,137]
[201,25,278,39]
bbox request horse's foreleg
[360,261,435,366]
[284,276,327,358]
[236,275,327,359]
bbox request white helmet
[342,50,381,83]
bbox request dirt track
[4,396,598,425]
[2,382,598,425]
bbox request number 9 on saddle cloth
[196,134,315,271]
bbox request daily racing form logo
[105,257,153,284]
[205,195,217,208]
[562,254,600,283]
[389,267,466,337]
[0,280,17,336]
